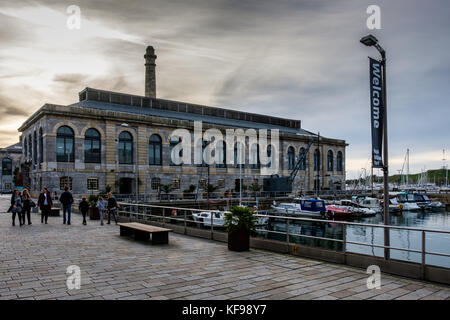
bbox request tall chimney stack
[144,46,157,98]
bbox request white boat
[336,200,377,217]
[192,211,226,227]
[352,196,382,213]
[390,192,421,211]
[192,209,269,227]
[412,193,445,211]
[271,199,326,218]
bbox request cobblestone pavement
[0,196,449,300]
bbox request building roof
[0,142,22,153]
[71,87,316,136]
[70,99,314,136]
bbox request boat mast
[406,149,410,188]
[316,132,320,197]
[443,149,448,188]
[371,163,374,197]
[239,143,242,206]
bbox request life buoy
[171,209,177,217]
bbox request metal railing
[116,202,450,272]
[113,191,291,203]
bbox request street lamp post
[360,34,390,260]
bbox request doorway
[119,178,133,194]
[234,179,240,192]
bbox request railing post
[286,219,290,243]
[422,230,426,279]
[184,210,187,235]
[211,211,214,240]
[343,224,347,264]
[162,208,165,225]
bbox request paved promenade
[0,196,449,300]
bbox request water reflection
[257,210,450,268]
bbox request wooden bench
[118,222,172,244]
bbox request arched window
[337,151,343,172]
[170,136,182,166]
[314,149,320,171]
[23,137,27,158]
[196,139,209,167]
[267,145,272,168]
[28,134,32,160]
[299,147,306,170]
[327,150,334,172]
[216,141,226,168]
[33,131,37,164]
[39,128,43,163]
[2,158,12,176]
[56,126,74,162]
[118,131,133,164]
[288,147,295,170]
[85,128,101,163]
[250,144,260,169]
[234,142,244,168]
[149,134,162,165]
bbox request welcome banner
[369,57,384,168]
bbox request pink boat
[325,205,351,218]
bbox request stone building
[0,143,22,193]
[17,46,347,196]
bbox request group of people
[8,186,120,227]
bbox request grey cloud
[0,93,29,117]
[0,0,449,174]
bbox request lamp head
[360,34,379,47]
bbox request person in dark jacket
[37,187,52,224]
[79,196,89,225]
[106,192,119,225]
[59,186,74,225]
[22,189,33,225]
[10,189,23,227]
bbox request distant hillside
[388,169,448,185]
[347,169,448,185]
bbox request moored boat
[336,200,377,217]
[271,198,326,218]
[352,196,383,213]
[325,205,351,218]
[192,211,226,227]
[390,192,421,211]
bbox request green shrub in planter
[88,194,100,220]
[224,206,257,251]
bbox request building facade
[0,143,22,193]
[16,47,347,196]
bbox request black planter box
[89,207,100,220]
[228,228,250,252]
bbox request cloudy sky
[0,0,449,179]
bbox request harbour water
[258,209,450,268]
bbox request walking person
[106,192,119,225]
[60,186,74,225]
[10,189,23,227]
[22,189,33,225]
[79,196,89,225]
[37,187,52,224]
[96,196,106,226]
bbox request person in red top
[37,187,53,224]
